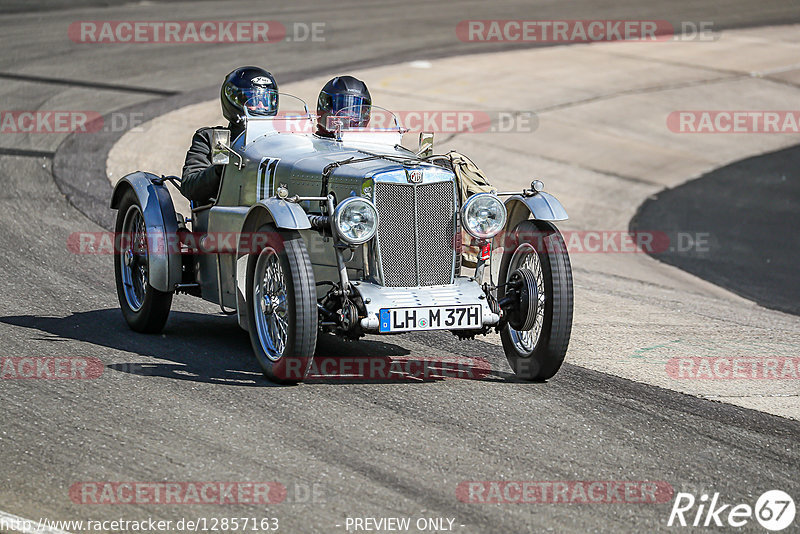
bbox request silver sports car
[111,95,573,383]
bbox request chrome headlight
[461,193,507,239]
[334,197,379,245]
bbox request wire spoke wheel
[113,189,172,333]
[120,205,148,312]
[507,243,546,353]
[253,247,289,360]
[246,224,317,383]
[499,220,573,380]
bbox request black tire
[114,189,173,333]
[246,224,318,383]
[499,220,573,380]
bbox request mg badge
[406,168,423,184]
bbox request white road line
[0,510,73,534]
[750,61,800,77]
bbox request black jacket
[180,123,243,203]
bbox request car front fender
[234,198,312,331]
[110,171,181,293]
[504,192,568,230]
[246,198,312,231]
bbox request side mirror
[417,132,434,158]
[211,129,231,165]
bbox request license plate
[379,305,482,333]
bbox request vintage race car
[111,96,573,382]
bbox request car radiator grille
[374,180,456,287]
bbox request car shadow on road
[0,309,513,386]
[0,308,271,386]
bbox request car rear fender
[110,171,181,293]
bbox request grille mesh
[375,181,455,287]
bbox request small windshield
[322,92,371,128]
[327,105,404,133]
[241,88,278,116]
[326,105,406,147]
[243,94,315,135]
[244,93,310,119]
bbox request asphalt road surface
[632,145,800,316]
[1,1,799,533]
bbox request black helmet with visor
[316,76,371,134]
[221,66,278,123]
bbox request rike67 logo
[668,490,795,531]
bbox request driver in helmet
[315,75,371,138]
[180,66,278,203]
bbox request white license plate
[379,305,482,333]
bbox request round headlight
[462,193,507,239]
[334,197,379,245]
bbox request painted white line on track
[751,61,800,77]
[0,510,73,534]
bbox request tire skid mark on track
[0,148,54,158]
[0,72,178,96]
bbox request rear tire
[246,224,318,383]
[114,189,173,333]
[499,220,573,380]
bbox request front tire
[246,224,318,383]
[499,220,573,380]
[114,189,173,333]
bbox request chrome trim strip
[413,182,421,286]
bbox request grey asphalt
[632,145,800,316]
[1,1,799,533]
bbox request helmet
[220,66,278,123]
[316,76,371,134]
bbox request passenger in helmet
[315,76,371,138]
[180,66,278,202]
